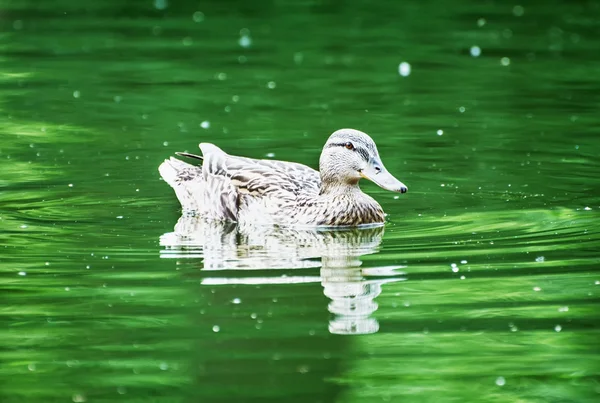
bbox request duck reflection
[160,215,405,335]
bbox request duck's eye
[344,142,354,150]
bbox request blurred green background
[1,0,599,402]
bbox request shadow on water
[160,216,406,335]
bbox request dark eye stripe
[327,142,370,161]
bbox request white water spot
[470,46,481,57]
[239,35,252,48]
[65,287,70,291]
[212,325,220,332]
[294,52,304,65]
[72,394,86,403]
[437,129,444,136]
[501,57,511,66]
[535,256,545,263]
[533,286,542,292]
[250,313,257,319]
[266,152,275,158]
[584,206,592,211]
[232,298,241,304]
[73,90,80,98]
[460,260,468,264]
[154,0,168,10]
[554,324,562,332]
[28,363,36,371]
[20,224,28,229]
[117,386,127,395]
[200,121,210,129]
[232,95,240,103]
[459,106,466,113]
[192,11,204,22]
[267,81,276,89]
[558,306,569,312]
[68,183,74,187]
[159,362,169,370]
[398,62,411,77]
[451,263,459,273]
[163,141,169,146]
[116,216,123,219]
[495,376,506,386]
[477,18,486,27]
[114,95,122,103]
[18,271,26,276]
[393,195,400,200]
[513,5,525,17]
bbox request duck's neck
[317,180,385,225]
[318,179,361,197]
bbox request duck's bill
[360,160,408,193]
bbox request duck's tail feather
[175,152,203,161]
[158,157,204,213]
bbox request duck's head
[319,128,408,193]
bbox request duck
[158,128,407,227]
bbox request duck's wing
[200,143,321,201]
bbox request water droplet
[163,141,169,146]
[154,0,168,10]
[217,72,227,81]
[117,386,127,395]
[460,260,468,264]
[113,95,122,103]
[182,36,193,46]
[212,325,220,332]
[495,376,506,386]
[232,95,240,103]
[65,287,70,291]
[18,271,26,276]
[554,324,562,332]
[232,298,241,304]
[470,46,481,57]
[266,152,275,158]
[116,216,123,219]
[535,256,545,262]
[459,106,466,113]
[73,90,80,98]
[294,52,304,65]
[192,11,204,22]
[398,62,411,77]
[533,286,542,292]
[501,57,511,66]
[200,121,210,129]
[437,129,444,136]
[584,206,591,211]
[159,362,168,370]
[72,394,86,402]
[513,5,525,17]
[28,363,36,371]
[239,35,251,48]
[477,18,486,27]
[267,81,276,89]
[460,276,466,280]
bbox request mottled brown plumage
[158,128,407,227]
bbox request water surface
[2,1,599,402]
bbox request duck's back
[159,143,321,223]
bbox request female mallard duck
[159,128,407,226]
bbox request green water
[2,0,599,402]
